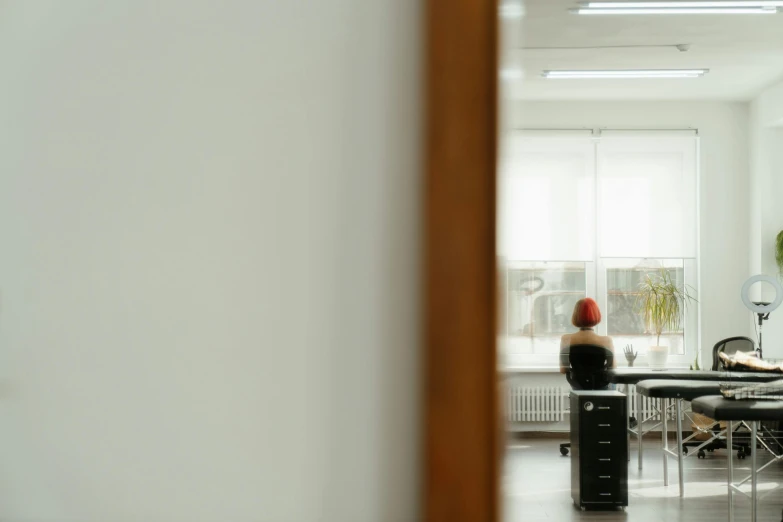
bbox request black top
[692,395,783,422]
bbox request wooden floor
[503,437,783,522]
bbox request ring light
[741,275,783,314]
[740,274,783,359]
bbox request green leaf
[635,267,698,343]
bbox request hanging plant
[776,230,783,276]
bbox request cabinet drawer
[583,469,622,483]
[579,398,623,414]
[581,433,626,452]
[586,419,623,430]
[578,401,625,426]
[581,482,623,503]
[581,456,626,476]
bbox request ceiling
[503,0,783,100]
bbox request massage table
[635,379,734,497]
[607,368,783,469]
[692,395,783,522]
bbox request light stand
[753,302,771,359]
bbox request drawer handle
[599,475,611,479]
[598,423,611,427]
[599,441,611,444]
[598,406,611,410]
[599,493,612,496]
[599,458,611,461]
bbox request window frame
[500,134,701,370]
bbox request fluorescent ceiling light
[546,69,708,75]
[548,73,702,78]
[544,69,709,78]
[585,1,783,6]
[576,1,780,12]
[577,6,777,12]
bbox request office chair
[559,344,614,456]
[708,336,783,460]
[712,336,756,371]
[683,336,757,458]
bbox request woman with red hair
[559,297,616,376]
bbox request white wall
[506,101,752,431]
[0,2,421,521]
[750,80,783,360]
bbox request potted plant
[636,268,697,369]
[776,230,783,277]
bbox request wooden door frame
[424,0,499,520]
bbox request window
[504,262,587,355]
[499,133,699,367]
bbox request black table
[608,368,783,470]
[635,379,728,497]
[608,368,783,385]
[692,396,783,522]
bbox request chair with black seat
[559,344,614,456]
[710,337,783,459]
[683,336,758,458]
[712,336,756,371]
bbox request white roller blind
[598,137,698,258]
[498,135,595,261]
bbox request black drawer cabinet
[570,390,628,510]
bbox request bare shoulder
[602,335,615,348]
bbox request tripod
[753,301,772,359]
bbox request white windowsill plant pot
[648,345,669,369]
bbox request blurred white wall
[0,1,421,521]
[749,80,783,359]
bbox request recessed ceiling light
[543,69,709,78]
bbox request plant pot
[648,345,669,369]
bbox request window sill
[501,366,562,374]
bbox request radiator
[505,386,568,422]
[504,384,679,423]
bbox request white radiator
[505,386,568,422]
[504,384,680,423]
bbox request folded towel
[719,351,783,373]
[720,378,783,400]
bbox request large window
[499,132,699,367]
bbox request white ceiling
[503,0,783,100]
